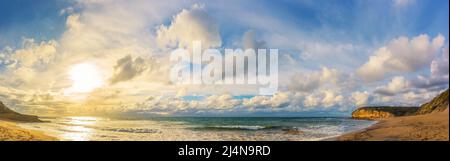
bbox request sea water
[17,116,375,141]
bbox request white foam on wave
[209,125,267,130]
[16,117,377,141]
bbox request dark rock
[0,101,43,122]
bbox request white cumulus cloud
[357,34,445,81]
[288,67,340,92]
[374,76,410,96]
[156,4,222,49]
[350,91,370,107]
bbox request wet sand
[0,120,57,141]
[332,110,449,141]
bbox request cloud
[12,39,58,68]
[1,0,190,115]
[350,91,370,107]
[402,91,423,103]
[321,90,343,108]
[243,92,290,108]
[357,34,445,81]
[401,89,443,106]
[125,90,351,116]
[130,94,243,115]
[374,76,410,96]
[288,67,340,92]
[393,0,414,7]
[242,30,266,50]
[411,46,449,89]
[60,7,75,16]
[0,1,448,116]
[109,55,150,84]
[204,94,241,109]
[412,74,449,89]
[156,4,222,49]
[303,94,319,108]
[0,39,59,88]
[431,47,449,77]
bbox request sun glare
[65,63,104,94]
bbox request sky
[0,0,448,117]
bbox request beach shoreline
[14,116,374,141]
[0,120,57,141]
[2,111,448,141]
[330,110,449,141]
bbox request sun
[65,63,104,94]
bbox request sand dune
[333,110,449,141]
[0,120,56,141]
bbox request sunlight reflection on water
[60,117,99,141]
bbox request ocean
[17,117,376,141]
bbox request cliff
[0,101,43,122]
[352,106,418,119]
[416,89,449,115]
[352,89,449,119]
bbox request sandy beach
[0,120,57,141]
[333,110,449,141]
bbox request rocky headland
[1,101,55,141]
[334,89,449,141]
